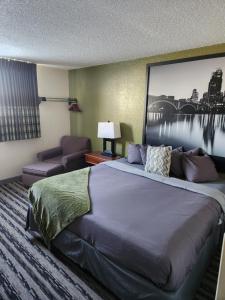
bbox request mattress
[59,162,222,291]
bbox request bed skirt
[52,223,222,300]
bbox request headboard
[142,53,225,172]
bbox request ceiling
[1,0,225,69]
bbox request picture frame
[143,52,225,158]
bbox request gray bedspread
[59,161,222,291]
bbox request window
[0,59,41,142]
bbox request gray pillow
[127,144,142,164]
[140,145,148,165]
[182,155,219,183]
[170,146,184,178]
[185,147,201,155]
[170,147,202,179]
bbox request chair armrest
[37,146,63,161]
[62,150,89,170]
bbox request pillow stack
[127,143,219,182]
[127,143,172,176]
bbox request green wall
[69,43,225,155]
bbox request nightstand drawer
[85,152,120,165]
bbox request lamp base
[102,138,116,157]
[101,150,116,157]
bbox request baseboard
[0,175,22,184]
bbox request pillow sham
[170,146,184,178]
[145,146,172,176]
[170,147,203,178]
[127,144,142,164]
[182,155,219,183]
[139,145,148,165]
[184,147,201,155]
[140,144,165,165]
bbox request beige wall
[0,65,70,180]
[69,43,225,156]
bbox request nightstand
[85,151,121,165]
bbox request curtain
[0,59,41,142]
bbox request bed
[27,158,225,300]
[26,54,225,298]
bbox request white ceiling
[1,0,225,69]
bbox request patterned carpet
[0,181,221,300]
[0,181,116,300]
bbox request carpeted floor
[0,181,221,300]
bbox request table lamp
[97,121,121,157]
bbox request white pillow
[145,146,172,176]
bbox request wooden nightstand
[85,151,121,165]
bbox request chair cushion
[45,156,62,164]
[23,162,64,177]
[61,136,90,155]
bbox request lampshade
[97,122,121,139]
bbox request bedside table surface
[85,151,121,165]
[86,151,120,159]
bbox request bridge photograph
[148,96,213,114]
[148,68,225,114]
[146,54,225,157]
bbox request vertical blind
[0,59,41,142]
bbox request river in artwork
[146,112,225,157]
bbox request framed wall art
[143,53,225,158]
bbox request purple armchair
[22,136,91,186]
[37,135,91,171]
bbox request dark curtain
[0,59,41,142]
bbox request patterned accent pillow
[140,144,165,165]
[145,146,172,176]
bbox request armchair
[37,136,91,171]
[22,135,91,186]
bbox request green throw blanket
[28,167,91,245]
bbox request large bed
[27,158,225,300]
[26,54,225,299]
